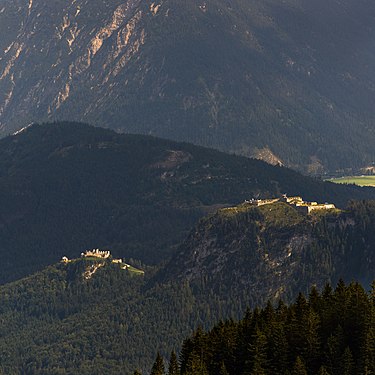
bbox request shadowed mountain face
[0,121,374,284]
[1,0,375,172]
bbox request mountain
[1,254,297,374]
[0,258,194,374]
[0,198,374,373]
[160,199,375,303]
[0,121,374,284]
[1,0,375,172]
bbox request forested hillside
[0,198,374,373]
[1,1,375,373]
[0,255,304,374]
[161,200,375,304]
[1,0,375,172]
[0,122,373,284]
[149,281,375,375]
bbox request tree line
[144,281,375,375]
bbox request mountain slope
[0,200,374,374]
[160,200,375,302]
[1,0,375,172]
[0,121,374,284]
[0,259,196,374]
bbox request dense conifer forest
[146,281,375,375]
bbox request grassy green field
[121,263,145,275]
[327,175,375,187]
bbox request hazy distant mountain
[0,121,373,284]
[1,0,375,172]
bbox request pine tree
[168,351,179,375]
[180,328,209,375]
[364,299,375,375]
[249,327,267,375]
[288,294,320,372]
[180,338,194,375]
[209,320,237,374]
[317,365,331,375]
[291,356,308,375]
[236,309,256,374]
[288,294,308,358]
[276,299,288,321]
[219,361,229,375]
[325,326,345,375]
[262,301,276,327]
[151,352,165,375]
[268,322,288,375]
[345,282,372,374]
[133,371,142,375]
[309,286,321,312]
[303,308,321,372]
[341,347,354,375]
[367,280,375,375]
[184,358,208,375]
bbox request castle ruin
[81,248,111,259]
[246,194,335,214]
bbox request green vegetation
[69,256,145,276]
[123,264,145,275]
[327,176,375,187]
[0,198,375,373]
[0,256,273,374]
[158,281,375,375]
[218,201,306,228]
[0,122,373,284]
[257,202,306,227]
[161,200,375,302]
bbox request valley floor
[327,175,375,187]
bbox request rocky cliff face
[2,0,375,172]
[161,203,320,303]
[161,201,375,304]
[0,0,149,129]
